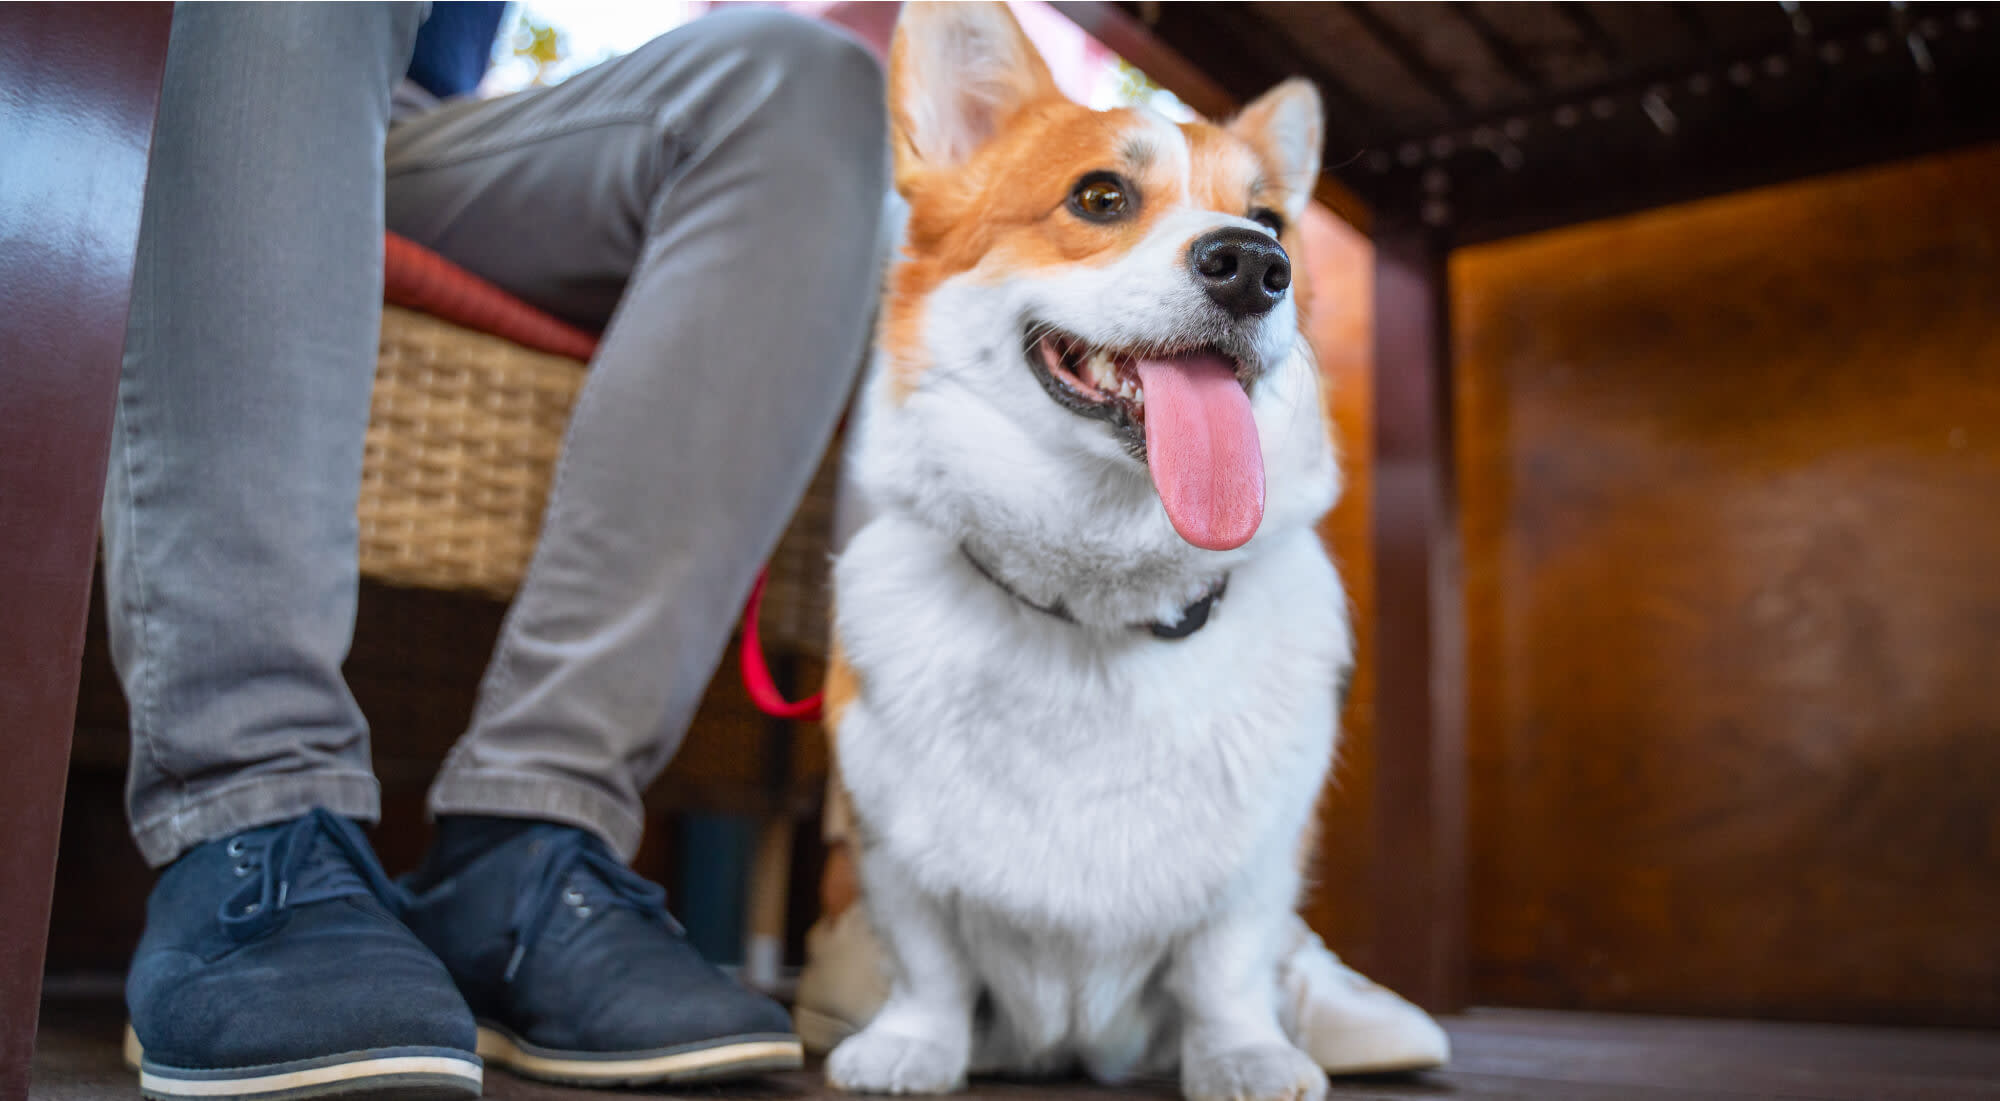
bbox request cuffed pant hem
[427,769,645,863]
[132,770,382,868]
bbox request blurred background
[47,0,1999,1040]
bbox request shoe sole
[126,1026,482,1101]
[793,1004,860,1055]
[475,1023,803,1086]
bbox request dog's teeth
[1086,350,1118,389]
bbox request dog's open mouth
[1025,329,1257,442]
[1024,327,1267,552]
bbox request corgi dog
[824,5,1349,1101]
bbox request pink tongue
[1135,353,1264,551]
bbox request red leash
[740,569,824,721]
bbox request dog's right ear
[889,1,1060,193]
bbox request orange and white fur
[825,6,1349,1101]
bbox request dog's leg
[826,852,977,1094]
[1168,905,1327,1101]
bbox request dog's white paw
[827,1027,968,1094]
[1183,1043,1328,1101]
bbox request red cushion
[383,232,600,362]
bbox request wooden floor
[30,994,2000,1101]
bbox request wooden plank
[0,6,171,1098]
[37,1000,2000,1100]
[1454,143,2000,1026]
[1367,228,1467,1013]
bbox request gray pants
[106,3,886,867]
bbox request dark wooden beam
[1447,1,1547,94]
[1667,1,1714,48]
[1335,9,2000,246]
[1368,229,1467,1014]
[1342,1,1470,116]
[0,5,172,1097]
[1049,1,1374,233]
[1554,0,1627,66]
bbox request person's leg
[383,8,888,857]
[110,2,411,867]
[112,8,480,1098]
[381,11,886,1083]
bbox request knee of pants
[639,9,888,163]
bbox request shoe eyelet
[226,838,246,857]
[241,902,261,916]
[561,888,586,907]
[233,862,252,877]
[574,905,592,919]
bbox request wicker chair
[365,234,836,987]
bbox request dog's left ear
[1227,79,1325,224]
[889,1,1062,194]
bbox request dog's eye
[1068,173,1133,222]
[1250,208,1286,236]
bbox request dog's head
[868,0,1330,566]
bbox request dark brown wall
[1455,142,2000,1026]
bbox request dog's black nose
[1188,227,1291,318]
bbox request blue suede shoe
[401,820,802,1087]
[125,809,482,1101]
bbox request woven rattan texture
[359,306,835,657]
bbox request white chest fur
[832,515,1351,1070]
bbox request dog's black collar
[959,546,1227,641]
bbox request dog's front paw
[827,1026,968,1094]
[1183,1043,1328,1101]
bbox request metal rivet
[234,863,252,877]
[227,839,246,856]
[1641,92,1678,135]
[1907,31,1935,72]
[562,887,586,906]
[1780,0,1811,37]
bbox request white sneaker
[793,904,891,1055]
[1278,917,1450,1074]
[794,908,1446,1074]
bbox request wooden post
[1368,228,1468,1013]
[0,5,172,1096]
[743,656,800,992]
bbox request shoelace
[503,828,683,982]
[219,808,410,942]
